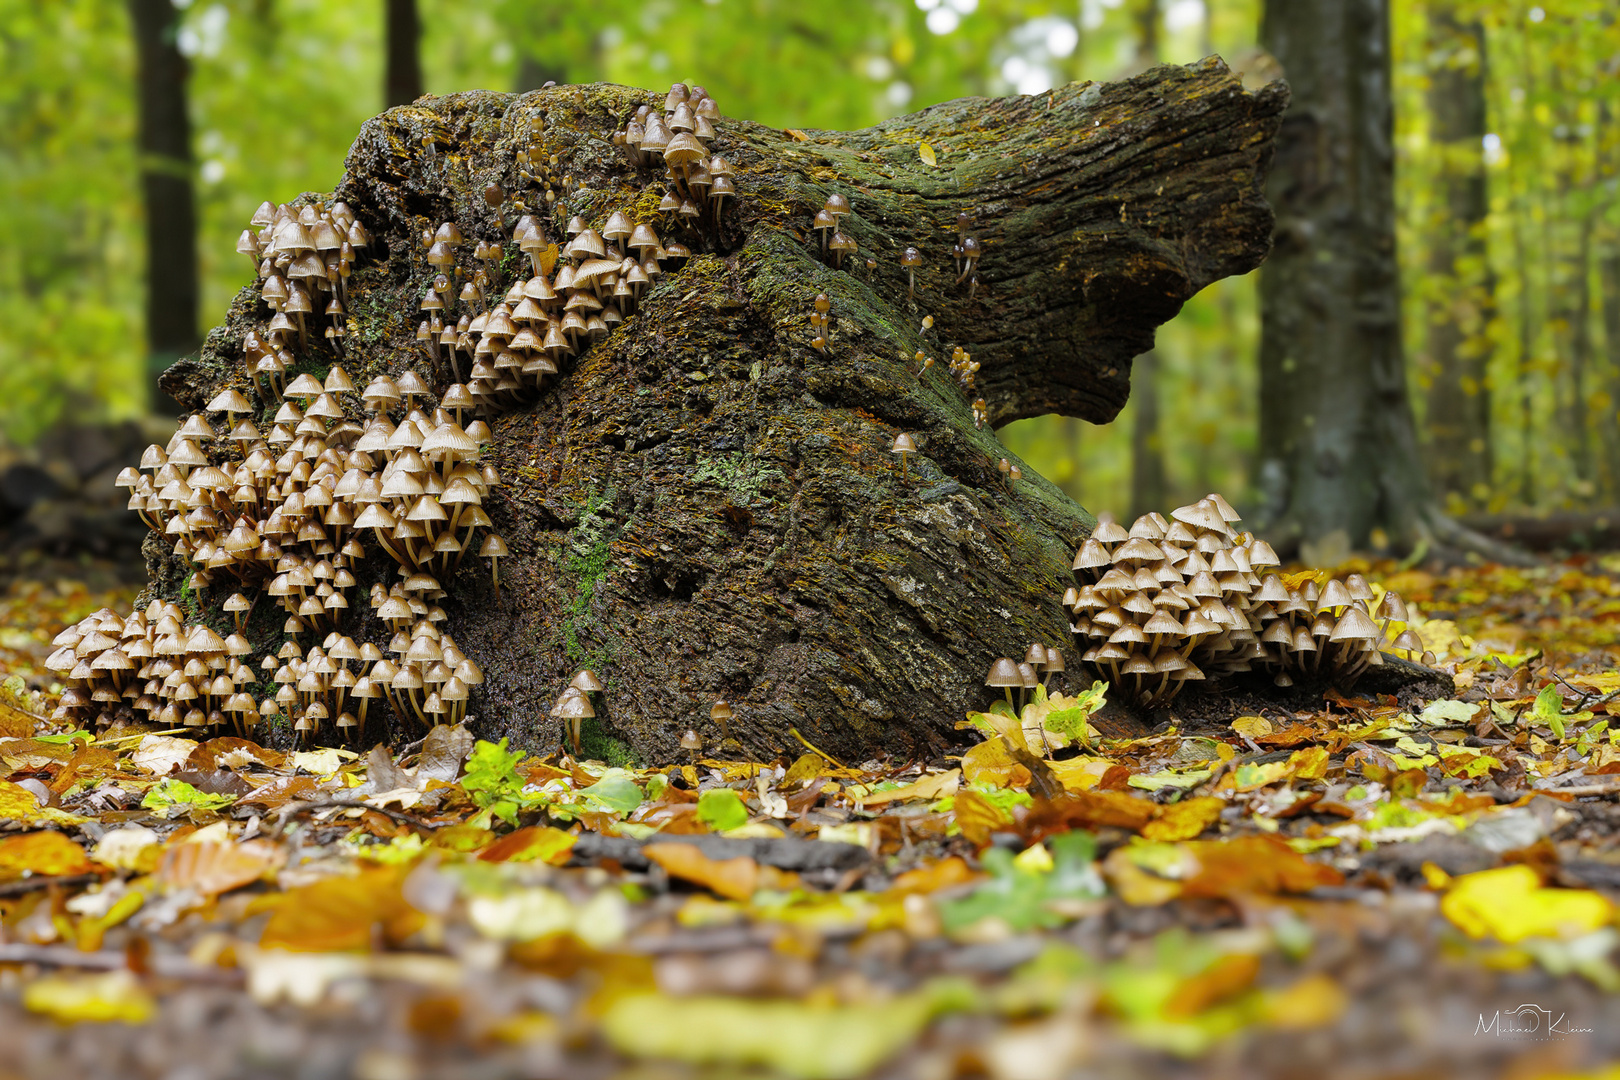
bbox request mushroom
[710,699,734,745]
[891,433,918,480]
[985,657,1022,710]
[900,247,922,298]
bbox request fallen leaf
[1441,864,1613,943]
[0,830,94,878]
[467,887,576,941]
[859,769,960,806]
[260,866,423,952]
[1181,836,1344,899]
[1141,797,1224,842]
[1262,973,1348,1029]
[601,991,932,1080]
[1231,715,1274,738]
[891,856,979,894]
[644,842,759,900]
[130,733,196,776]
[478,825,577,865]
[696,788,749,832]
[1163,952,1260,1019]
[1048,756,1131,792]
[157,839,285,897]
[962,738,1032,788]
[92,825,162,872]
[918,141,937,166]
[953,787,1013,846]
[238,774,320,809]
[23,970,154,1024]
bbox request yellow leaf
[1048,756,1130,792]
[1142,796,1224,842]
[859,769,960,806]
[0,779,86,826]
[0,830,95,877]
[1231,715,1274,738]
[891,856,979,894]
[260,866,422,952]
[785,129,809,141]
[918,141,937,166]
[952,787,1012,846]
[23,970,154,1025]
[538,242,559,275]
[92,825,162,872]
[1262,973,1347,1029]
[645,842,759,901]
[1164,952,1260,1018]
[467,887,575,941]
[1286,746,1330,780]
[1441,865,1613,943]
[961,738,1030,788]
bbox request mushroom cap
[680,729,702,751]
[1023,643,1048,667]
[570,669,605,692]
[983,657,1022,688]
[710,700,734,721]
[891,433,917,455]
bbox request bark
[1422,10,1494,507]
[1602,252,1620,499]
[1127,0,1167,517]
[129,0,198,416]
[384,0,423,108]
[161,62,1286,763]
[1255,0,1439,558]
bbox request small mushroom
[680,728,702,765]
[985,657,1022,710]
[900,247,922,298]
[891,433,917,479]
[710,699,733,744]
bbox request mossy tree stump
[163,59,1287,763]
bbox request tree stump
[162,58,1288,763]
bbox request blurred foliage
[2,0,1617,521]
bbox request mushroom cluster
[809,292,831,353]
[811,192,857,268]
[614,82,736,230]
[46,603,259,734]
[952,209,981,299]
[237,200,370,362]
[1066,495,1421,707]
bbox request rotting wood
[159,59,1288,763]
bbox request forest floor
[2,552,1620,1079]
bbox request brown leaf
[237,774,320,809]
[157,839,285,897]
[891,856,979,894]
[1181,836,1343,899]
[1024,791,1158,837]
[1141,797,1224,842]
[47,745,116,796]
[187,737,285,770]
[644,842,759,901]
[962,739,1031,789]
[478,825,577,865]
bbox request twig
[280,798,439,833]
[788,727,845,769]
[0,873,98,898]
[0,943,243,985]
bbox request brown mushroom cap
[985,657,1022,687]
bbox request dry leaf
[645,842,759,901]
[1142,797,1224,842]
[918,141,937,166]
[1231,715,1274,738]
[0,830,95,877]
[962,739,1032,789]
[158,839,285,897]
[952,787,1011,847]
[478,825,577,865]
[1164,953,1261,1018]
[1048,756,1130,792]
[260,866,422,952]
[859,769,960,806]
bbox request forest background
[1,0,1617,533]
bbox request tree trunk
[1127,0,1167,517]
[1255,0,1436,559]
[161,62,1287,763]
[384,0,423,108]
[1602,251,1620,499]
[1422,9,1493,508]
[129,0,198,416]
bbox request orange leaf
[644,842,758,901]
[1285,746,1330,780]
[478,825,577,865]
[891,856,979,894]
[1164,953,1261,1019]
[260,866,423,952]
[1048,756,1131,792]
[157,840,285,897]
[0,831,94,878]
[1027,790,1158,836]
[1181,836,1343,899]
[47,745,116,796]
[1142,797,1224,842]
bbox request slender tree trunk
[1128,0,1166,516]
[1251,0,1516,562]
[384,0,423,108]
[1422,9,1494,508]
[1602,252,1620,498]
[1569,217,1595,499]
[129,0,198,417]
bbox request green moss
[578,720,640,768]
[559,488,620,662]
[693,453,783,505]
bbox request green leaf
[579,769,644,816]
[462,738,544,826]
[1533,685,1566,740]
[140,778,237,819]
[696,788,750,831]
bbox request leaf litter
[2,558,1620,1077]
